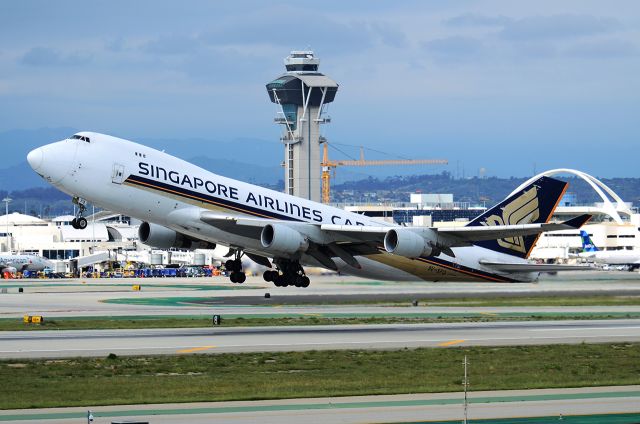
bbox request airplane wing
[200,211,591,257]
[200,211,372,270]
[319,214,592,247]
[200,213,266,239]
[430,214,592,246]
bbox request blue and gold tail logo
[481,186,540,253]
[467,177,568,258]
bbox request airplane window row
[135,152,147,158]
[71,134,91,143]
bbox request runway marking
[480,312,498,316]
[177,345,217,354]
[438,339,465,347]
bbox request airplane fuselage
[580,251,640,266]
[0,254,52,273]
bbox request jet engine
[260,224,309,255]
[138,222,216,250]
[383,228,434,258]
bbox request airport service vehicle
[27,132,590,286]
[0,254,53,274]
[579,230,640,269]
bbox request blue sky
[0,0,639,178]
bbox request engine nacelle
[138,222,216,250]
[384,228,434,258]
[260,224,309,255]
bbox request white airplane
[578,230,640,269]
[0,254,53,274]
[27,132,590,287]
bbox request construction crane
[321,143,448,204]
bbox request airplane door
[112,163,126,184]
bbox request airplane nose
[27,148,43,171]
[27,140,78,184]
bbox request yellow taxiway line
[177,345,217,354]
[438,339,465,347]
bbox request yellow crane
[321,143,448,204]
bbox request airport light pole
[463,355,469,424]
[2,196,11,253]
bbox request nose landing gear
[70,196,88,230]
[263,260,309,288]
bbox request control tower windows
[286,64,318,72]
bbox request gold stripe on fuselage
[365,252,503,282]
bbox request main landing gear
[71,196,88,230]
[225,250,246,284]
[263,259,310,288]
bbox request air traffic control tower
[266,51,338,202]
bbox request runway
[2,272,640,319]
[2,319,640,359]
[1,386,639,423]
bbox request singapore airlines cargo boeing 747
[27,132,590,286]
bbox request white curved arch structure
[509,169,632,224]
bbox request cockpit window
[71,134,90,143]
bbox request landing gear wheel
[70,218,78,229]
[230,271,246,284]
[263,270,277,282]
[225,259,241,273]
[225,259,234,271]
[300,276,310,288]
[274,275,286,287]
[76,217,88,230]
[272,259,309,288]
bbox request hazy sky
[1,1,639,177]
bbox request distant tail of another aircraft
[580,230,599,252]
[466,176,569,259]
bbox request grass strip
[1,343,640,409]
[101,294,640,308]
[4,312,640,331]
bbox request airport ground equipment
[267,51,338,203]
[23,315,44,324]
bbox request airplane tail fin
[466,176,568,258]
[580,230,598,252]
